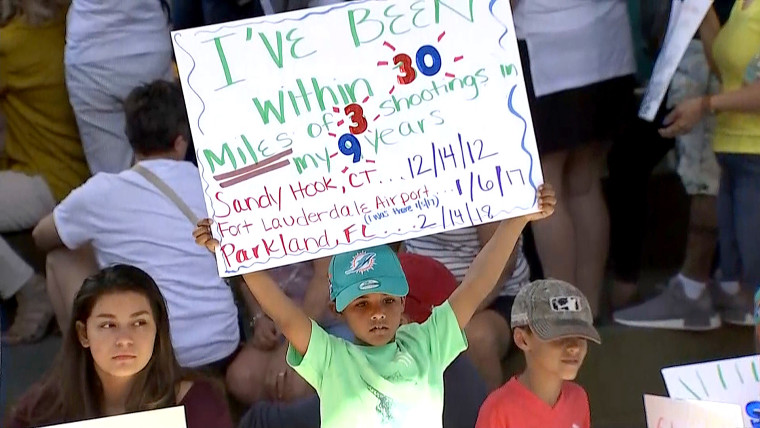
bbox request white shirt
[404,229,530,297]
[514,0,636,97]
[54,159,240,367]
[65,0,172,64]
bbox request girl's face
[76,292,157,378]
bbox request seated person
[475,279,600,428]
[403,227,531,389]
[5,264,233,428]
[0,0,90,344]
[237,253,490,428]
[227,257,354,405]
[32,81,240,372]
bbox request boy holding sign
[194,184,555,427]
[475,279,600,428]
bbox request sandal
[2,274,54,345]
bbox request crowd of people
[1,0,759,426]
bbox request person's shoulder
[65,171,121,199]
[397,300,453,334]
[562,380,587,394]
[154,159,199,179]
[288,320,343,368]
[480,380,518,417]
[400,300,458,337]
[159,159,198,173]
[5,392,35,428]
[562,381,590,403]
[154,160,204,195]
[6,382,57,428]
[393,322,423,350]
[178,378,226,404]
[91,170,128,184]
[430,299,457,322]
[176,380,194,402]
[491,377,522,399]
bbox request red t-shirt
[475,376,591,428]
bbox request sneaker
[613,277,721,331]
[1,274,54,345]
[712,285,754,327]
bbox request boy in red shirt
[475,279,601,428]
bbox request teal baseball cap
[329,245,409,312]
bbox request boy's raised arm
[194,219,313,355]
[449,184,555,328]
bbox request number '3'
[394,53,417,85]
[345,103,368,135]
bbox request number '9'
[747,401,760,428]
[339,134,362,163]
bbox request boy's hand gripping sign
[172,0,543,276]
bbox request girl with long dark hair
[5,264,233,428]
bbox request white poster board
[644,394,744,428]
[38,406,187,428]
[639,0,713,121]
[172,0,542,276]
[662,355,760,428]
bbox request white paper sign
[171,0,542,276]
[639,0,713,121]
[38,406,187,428]
[662,355,760,428]
[644,394,744,428]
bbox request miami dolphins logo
[345,251,376,275]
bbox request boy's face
[516,328,588,381]
[338,292,405,346]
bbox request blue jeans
[717,153,760,289]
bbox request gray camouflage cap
[511,279,601,344]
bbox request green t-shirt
[287,301,467,428]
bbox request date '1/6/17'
[453,168,526,203]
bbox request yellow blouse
[712,0,760,154]
[0,13,89,201]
